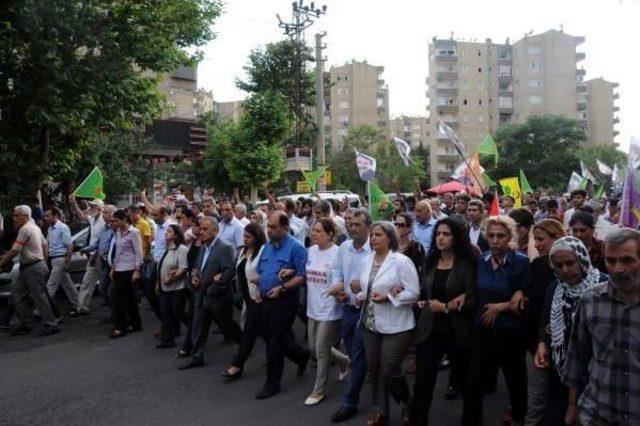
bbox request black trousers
[410,328,470,425]
[145,262,162,321]
[112,270,141,332]
[181,288,195,354]
[191,288,242,362]
[232,299,261,369]
[462,327,528,425]
[159,289,186,345]
[261,291,310,390]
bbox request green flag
[482,172,497,187]
[369,182,393,221]
[579,176,589,190]
[478,135,499,165]
[301,166,327,192]
[593,183,605,200]
[74,167,105,199]
[519,169,533,195]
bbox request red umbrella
[426,181,482,196]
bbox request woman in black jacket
[409,218,476,425]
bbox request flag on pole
[301,166,327,192]
[567,172,584,193]
[369,181,394,221]
[482,172,497,187]
[628,136,640,169]
[451,161,468,181]
[477,134,499,165]
[580,160,598,184]
[74,167,105,200]
[593,183,605,200]
[621,165,640,228]
[519,169,533,195]
[499,177,522,207]
[579,176,589,190]
[596,159,613,176]
[437,120,467,157]
[466,151,486,191]
[355,150,376,182]
[393,137,412,166]
[612,164,623,187]
[489,192,500,216]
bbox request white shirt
[563,207,576,230]
[469,224,481,246]
[239,217,250,227]
[218,216,244,255]
[331,238,372,306]
[289,214,308,244]
[306,245,342,321]
[88,214,106,247]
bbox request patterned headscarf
[548,236,608,380]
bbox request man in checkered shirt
[565,228,640,425]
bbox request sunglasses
[394,222,407,228]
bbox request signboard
[296,181,311,192]
[285,146,312,171]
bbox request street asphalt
[0,298,511,426]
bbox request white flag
[629,136,640,169]
[612,164,623,187]
[596,159,613,176]
[354,150,376,182]
[451,161,468,181]
[437,120,467,157]
[580,160,598,184]
[567,172,584,193]
[393,137,412,166]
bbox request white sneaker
[304,394,325,406]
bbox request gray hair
[199,216,219,230]
[234,203,247,215]
[104,204,117,214]
[605,228,640,256]
[312,199,332,215]
[468,199,484,211]
[371,221,400,252]
[14,205,32,217]
[351,208,372,226]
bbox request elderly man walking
[0,205,59,336]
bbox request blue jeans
[341,305,367,408]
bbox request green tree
[0,0,222,209]
[226,91,291,201]
[484,115,586,191]
[235,39,315,146]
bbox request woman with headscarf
[534,236,608,424]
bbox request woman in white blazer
[353,221,420,426]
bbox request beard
[610,271,640,293]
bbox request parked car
[257,190,362,208]
[0,227,90,299]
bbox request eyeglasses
[394,223,407,228]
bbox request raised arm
[139,189,156,212]
[68,193,89,221]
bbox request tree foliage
[0,0,222,209]
[579,144,627,184]
[484,115,586,191]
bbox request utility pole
[315,32,327,190]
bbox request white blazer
[357,251,420,334]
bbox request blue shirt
[218,217,244,255]
[413,217,437,253]
[474,250,531,331]
[153,220,174,262]
[199,237,218,272]
[257,234,308,297]
[47,220,72,257]
[331,238,372,306]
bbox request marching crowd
[1,187,639,426]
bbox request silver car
[0,227,90,298]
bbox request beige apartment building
[427,29,616,184]
[215,100,244,123]
[326,61,390,150]
[156,66,215,120]
[389,116,430,149]
[582,78,620,146]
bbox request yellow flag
[499,177,522,207]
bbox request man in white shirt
[284,199,308,244]
[234,203,250,227]
[218,200,244,256]
[563,189,587,230]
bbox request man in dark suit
[179,217,241,369]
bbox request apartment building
[326,61,390,150]
[389,116,430,149]
[426,29,614,184]
[215,100,244,123]
[582,78,620,146]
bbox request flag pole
[457,148,486,195]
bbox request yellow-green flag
[301,166,327,192]
[478,135,499,165]
[369,182,393,221]
[519,169,533,195]
[74,167,105,200]
[499,177,522,207]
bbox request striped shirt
[565,281,640,425]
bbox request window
[529,79,543,88]
[530,61,541,71]
[462,80,469,89]
[463,98,468,105]
[376,98,384,107]
[461,50,468,58]
[528,45,542,54]
[478,99,482,106]
[478,67,483,73]
[498,65,511,76]
[463,115,469,123]
[339,114,349,123]
[462,65,468,74]
[338,101,349,109]
[463,131,469,138]
[445,163,455,172]
[478,82,484,90]
[338,129,348,136]
[529,95,542,105]
[337,87,349,95]
[499,97,513,108]
[478,115,484,123]
[478,50,482,57]
[445,146,454,154]
[336,75,348,82]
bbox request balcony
[437,152,460,162]
[436,69,458,80]
[498,74,513,85]
[436,84,458,96]
[577,68,586,77]
[436,98,458,113]
[575,52,586,62]
[436,171,452,180]
[614,130,620,137]
[577,99,587,111]
[575,36,585,46]
[613,106,620,112]
[613,92,620,99]
[614,117,620,124]
[613,82,620,89]
[577,82,587,93]
[435,51,457,63]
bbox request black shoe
[221,367,243,381]
[445,385,459,400]
[331,406,358,423]
[38,326,60,337]
[156,342,175,349]
[297,354,310,376]
[255,385,280,400]
[178,359,204,370]
[70,310,89,318]
[9,325,31,336]
[176,350,190,359]
[438,357,450,370]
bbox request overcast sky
[199,0,639,152]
